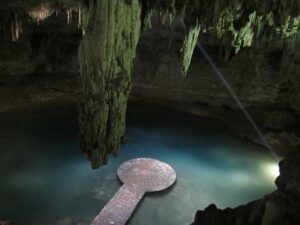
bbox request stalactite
[281,27,300,79]
[67,9,72,24]
[159,9,176,27]
[180,23,201,77]
[120,0,300,77]
[137,0,298,75]
[280,16,300,44]
[10,13,22,42]
[143,9,153,31]
[78,5,82,29]
[155,0,177,27]
[78,0,141,168]
[27,2,56,24]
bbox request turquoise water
[0,102,278,225]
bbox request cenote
[0,101,278,225]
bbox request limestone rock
[0,220,20,225]
[0,221,11,225]
[265,132,300,156]
[78,0,141,168]
[262,111,298,130]
[275,151,300,198]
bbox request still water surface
[0,102,278,225]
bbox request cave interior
[0,1,299,225]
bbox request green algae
[180,23,201,77]
[78,0,141,168]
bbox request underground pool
[0,101,278,225]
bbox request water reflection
[0,102,278,225]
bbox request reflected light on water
[262,163,280,180]
[0,103,279,225]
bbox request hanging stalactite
[66,9,72,24]
[180,22,201,77]
[113,0,300,80]
[27,2,56,24]
[77,4,82,29]
[10,12,22,42]
[78,0,141,168]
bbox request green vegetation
[180,23,201,77]
[78,0,141,168]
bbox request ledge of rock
[0,221,19,225]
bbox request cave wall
[134,19,300,125]
[0,5,299,115]
[0,5,80,110]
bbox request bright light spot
[262,163,280,179]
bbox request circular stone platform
[91,158,176,225]
[117,158,176,192]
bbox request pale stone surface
[91,158,176,225]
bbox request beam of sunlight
[196,43,278,159]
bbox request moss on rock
[180,23,201,77]
[78,0,141,168]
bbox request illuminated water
[0,102,278,225]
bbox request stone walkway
[91,158,176,225]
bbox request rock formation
[78,0,141,168]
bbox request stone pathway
[91,158,176,225]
